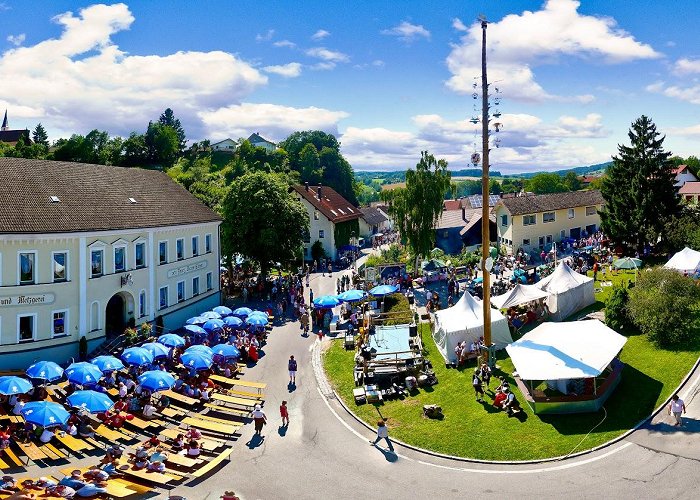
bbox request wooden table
[163,390,199,406]
[212,392,257,408]
[166,452,202,468]
[117,460,175,485]
[231,379,267,393]
[54,432,93,453]
[159,428,220,452]
[183,417,240,435]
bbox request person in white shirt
[369,420,394,451]
[668,394,686,426]
[142,402,156,419]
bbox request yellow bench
[182,417,240,436]
[191,447,234,478]
[211,393,257,408]
[2,447,22,467]
[203,402,251,418]
[226,388,265,400]
[192,413,244,428]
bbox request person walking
[280,400,289,427]
[668,394,686,426]
[479,362,492,389]
[472,370,484,402]
[288,355,297,385]
[327,262,333,278]
[252,404,267,435]
[369,420,394,451]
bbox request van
[357,237,365,248]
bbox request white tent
[490,283,550,310]
[534,261,595,321]
[433,290,512,364]
[664,246,700,274]
[506,320,627,381]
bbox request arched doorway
[105,292,134,338]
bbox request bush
[311,240,326,262]
[382,293,413,325]
[627,267,700,347]
[605,283,631,332]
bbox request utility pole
[479,17,493,367]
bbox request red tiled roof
[673,165,688,175]
[443,200,462,211]
[291,185,361,223]
[679,181,700,195]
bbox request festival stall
[432,290,512,364]
[490,283,550,310]
[506,320,627,414]
[534,261,595,321]
[664,246,700,274]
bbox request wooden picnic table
[59,467,144,498]
[163,389,199,406]
[211,392,258,408]
[118,461,175,485]
[193,413,244,428]
[182,416,240,435]
[54,432,93,453]
[159,428,220,452]
[166,452,202,468]
[15,440,46,462]
[230,379,267,393]
[95,424,132,442]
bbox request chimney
[317,186,322,199]
[304,181,309,191]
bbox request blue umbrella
[223,316,244,328]
[232,307,253,318]
[212,306,233,317]
[248,310,269,317]
[157,333,186,348]
[65,362,103,386]
[185,316,206,326]
[245,315,268,326]
[90,355,125,373]
[0,376,33,396]
[141,342,170,359]
[184,324,207,336]
[26,361,64,382]
[369,284,399,297]
[121,347,154,367]
[203,319,225,332]
[212,344,241,359]
[200,311,222,320]
[186,345,214,357]
[338,289,368,302]
[181,351,214,371]
[137,370,176,392]
[20,401,70,427]
[67,390,115,414]
[313,295,341,309]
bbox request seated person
[185,440,201,457]
[503,389,522,416]
[170,433,185,452]
[78,422,96,438]
[100,459,124,478]
[59,471,87,491]
[525,309,537,324]
[83,466,109,483]
[66,422,78,436]
[0,475,17,495]
[75,481,108,498]
[147,460,165,473]
[492,391,507,408]
[143,435,160,449]
[141,401,156,419]
[130,446,149,464]
[39,426,55,444]
[103,443,124,463]
[48,484,77,499]
[185,427,201,441]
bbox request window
[560,230,566,239]
[176,239,184,260]
[52,310,68,337]
[139,290,146,318]
[522,214,536,226]
[18,314,35,342]
[586,206,597,216]
[192,276,200,296]
[538,236,545,247]
[314,210,320,220]
[206,272,213,291]
[546,235,553,244]
[52,251,67,282]
[135,242,146,269]
[19,252,36,285]
[114,246,126,273]
[177,281,185,302]
[319,230,325,239]
[501,214,508,226]
[543,212,555,223]
[159,241,168,265]
[91,250,104,278]
[568,208,575,219]
[90,302,99,332]
[192,236,199,257]
[522,238,530,246]
[205,234,212,254]
[302,228,310,243]
[159,287,168,310]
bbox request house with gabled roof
[211,138,238,152]
[673,164,698,189]
[291,183,361,261]
[247,132,276,152]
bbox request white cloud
[372,59,385,67]
[674,58,700,75]
[273,39,296,49]
[6,33,25,46]
[668,123,700,137]
[381,21,430,43]
[311,29,330,41]
[647,82,700,105]
[452,18,468,32]
[199,103,349,142]
[263,62,302,78]
[446,0,660,102]
[255,29,275,42]
[0,3,267,139]
[305,46,349,63]
[311,62,336,71]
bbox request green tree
[604,283,631,332]
[382,151,452,261]
[221,172,309,279]
[662,206,700,253]
[319,146,358,205]
[279,130,339,169]
[524,173,567,194]
[600,116,680,251]
[501,177,523,194]
[120,132,147,167]
[145,121,179,169]
[32,123,49,148]
[563,171,581,191]
[627,267,700,347]
[158,108,187,153]
[311,240,326,262]
[299,143,323,184]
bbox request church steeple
[1,110,7,131]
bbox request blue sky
[1,0,698,172]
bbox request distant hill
[355,168,502,184]
[513,162,611,179]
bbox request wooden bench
[165,452,203,468]
[161,407,188,419]
[225,388,265,400]
[15,440,47,463]
[182,417,240,436]
[163,390,199,407]
[211,393,258,408]
[0,456,8,470]
[159,428,221,453]
[230,379,267,393]
[191,447,234,478]
[203,402,251,418]
[39,442,67,460]
[2,447,22,467]
[192,413,244,428]
[55,432,94,454]
[94,424,133,442]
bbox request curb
[319,336,700,465]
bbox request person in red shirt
[280,400,289,427]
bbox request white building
[291,184,361,260]
[673,164,698,189]
[0,158,222,369]
[247,133,276,152]
[358,207,390,239]
[211,138,238,152]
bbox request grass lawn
[323,269,700,461]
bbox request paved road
[188,263,700,500]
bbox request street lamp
[351,231,357,270]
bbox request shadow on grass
[538,364,663,435]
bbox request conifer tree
[32,123,49,148]
[599,115,679,251]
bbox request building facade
[494,190,605,255]
[0,158,222,369]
